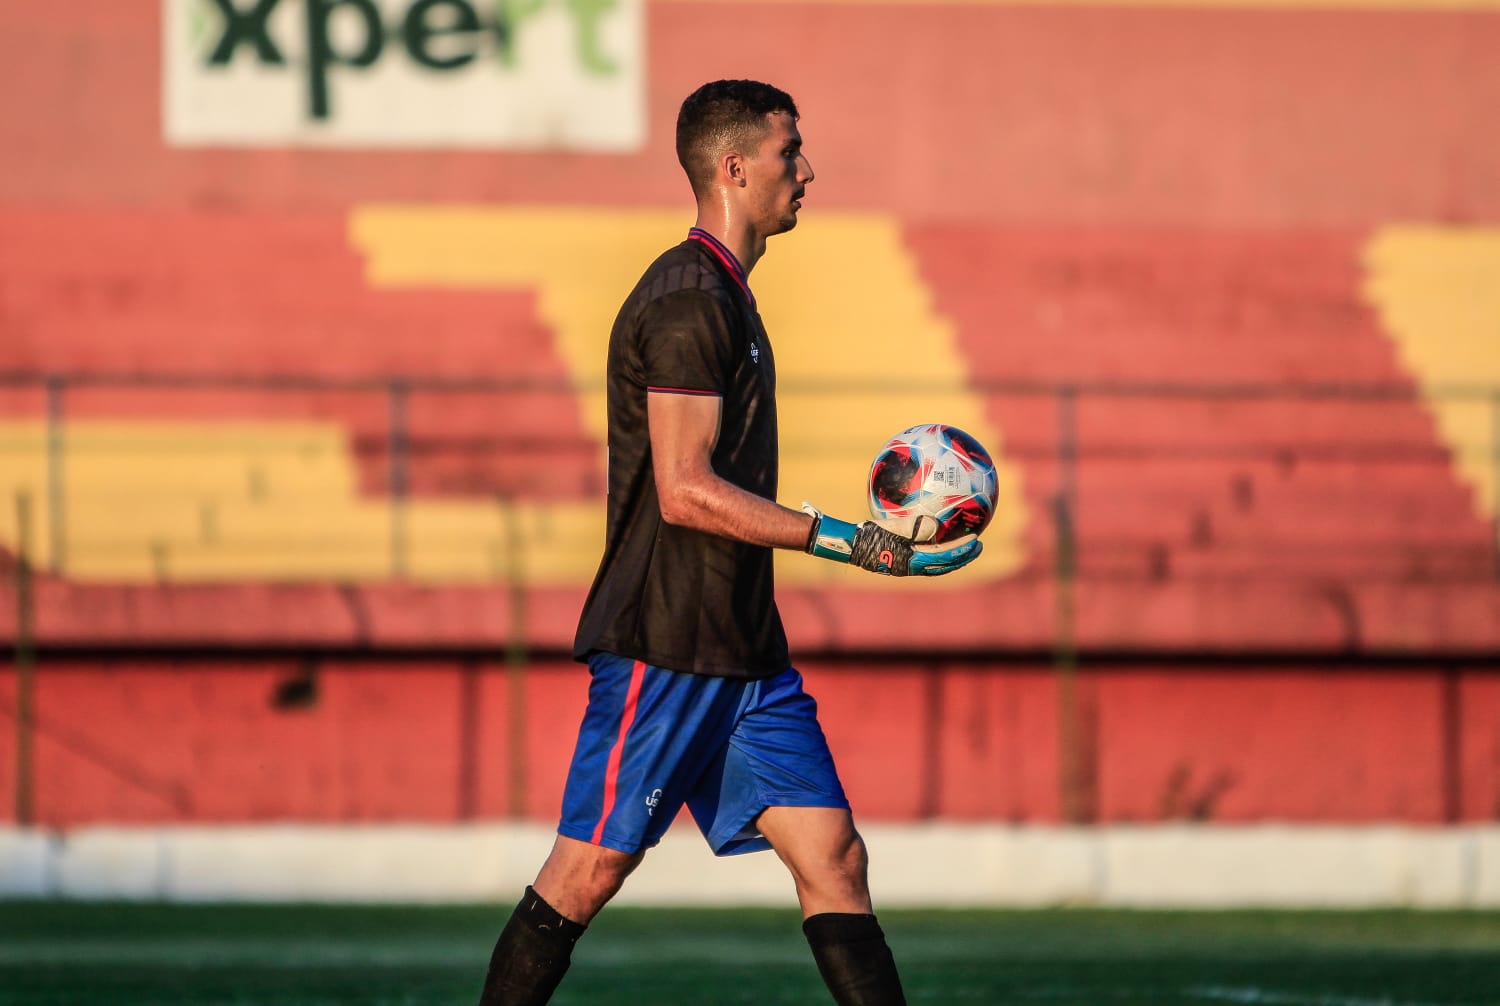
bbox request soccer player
[476,79,981,1006]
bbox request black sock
[802,912,907,1006]
[476,886,588,1006]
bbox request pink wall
[4,659,1494,827]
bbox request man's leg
[757,806,906,1006]
[476,835,643,1006]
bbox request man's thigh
[687,668,850,856]
[558,653,745,854]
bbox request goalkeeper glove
[802,504,981,577]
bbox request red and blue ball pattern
[867,424,998,543]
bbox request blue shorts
[558,653,849,856]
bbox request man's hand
[803,505,982,577]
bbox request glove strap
[802,503,859,562]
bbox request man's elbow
[657,481,711,529]
[657,489,696,528]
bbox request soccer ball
[867,424,998,543]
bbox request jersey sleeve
[639,289,736,397]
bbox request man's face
[743,111,814,237]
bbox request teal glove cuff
[803,503,982,577]
[803,504,861,563]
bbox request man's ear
[722,150,748,188]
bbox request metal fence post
[1053,385,1091,824]
[1493,390,1500,580]
[45,377,65,576]
[14,491,36,827]
[388,380,410,579]
[500,495,529,820]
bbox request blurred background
[1,0,1498,907]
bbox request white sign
[162,0,644,149]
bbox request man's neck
[691,212,764,276]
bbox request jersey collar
[688,228,756,310]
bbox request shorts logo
[644,787,662,816]
[749,342,760,364]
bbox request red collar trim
[688,228,755,309]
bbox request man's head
[676,80,798,194]
[676,80,812,238]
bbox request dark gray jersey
[572,235,790,678]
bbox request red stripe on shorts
[591,659,647,845]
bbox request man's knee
[827,828,870,886]
[802,812,868,879]
[533,836,643,924]
[759,807,875,915]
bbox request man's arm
[647,389,982,577]
[647,389,812,549]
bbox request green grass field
[3,901,1498,1005]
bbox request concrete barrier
[2,823,1496,907]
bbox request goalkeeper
[475,79,980,1006]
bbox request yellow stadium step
[0,419,601,584]
[351,205,1028,586]
[53,422,358,498]
[1363,226,1500,523]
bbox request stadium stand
[1,1,1497,831]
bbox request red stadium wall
[5,658,1499,828]
[1,2,1498,828]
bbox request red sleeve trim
[647,386,721,397]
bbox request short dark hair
[676,79,799,198]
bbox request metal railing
[2,369,1497,585]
